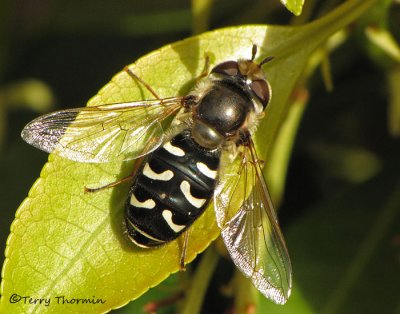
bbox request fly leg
[84,154,146,193]
[125,52,210,102]
[84,132,162,193]
[84,175,134,193]
[124,66,161,100]
[195,53,211,84]
[179,230,190,271]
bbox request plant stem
[180,246,219,314]
[191,0,214,34]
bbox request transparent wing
[21,97,184,162]
[214,139,292,304]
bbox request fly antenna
[251,44,257,61]
[259,56,274,66]
[251,45,274,66]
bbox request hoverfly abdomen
[125,131,220,248]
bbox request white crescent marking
[162,210,186,233]
[130,194,156,209]
[180,180,206,208]
[143,163,174,181]
[196,162,217,179]
[163,141,185,157]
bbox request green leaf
[111,273,182,314]
[280,0,305,16]
[1,0,378,312]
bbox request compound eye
[251,79,271,109]
[210,61,239,77]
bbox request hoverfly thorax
[191,52,272,150]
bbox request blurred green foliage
[1,0,400,313]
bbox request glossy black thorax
[196,80,252,137]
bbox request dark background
[1,0,399,313]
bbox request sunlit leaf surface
[1,0,377,311]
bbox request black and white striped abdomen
[125,131,221,247]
